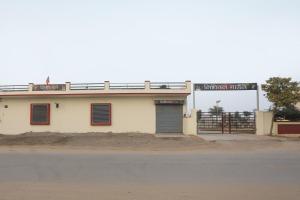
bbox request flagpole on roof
[46,76,50,85]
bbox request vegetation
[262,77,300,109]
[196,110,202,121]
[274,106,300,121]
[262,77,300,134]
[234,111,241,119]
[208,106,224,116]
[243,111,252,117]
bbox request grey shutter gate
[156,104,183,134]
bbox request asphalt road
[0,149,300,200]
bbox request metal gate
[197,112,256,134]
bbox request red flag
[46,76,50,85]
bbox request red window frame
[91,103,112,126]
[30,103,50,125]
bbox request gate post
[221,112,224,134]
[256,85,260,111]
[183,109,198,135]
[228,112,232,134]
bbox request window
[91,103,111,125]
[30,104,50,125]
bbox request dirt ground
[0,132,299,152]
[0,132,210,151]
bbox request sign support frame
[192,83,260,111]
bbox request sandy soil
[0,132,299,152]
[0,132,212,151]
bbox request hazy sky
[0,0,299,111]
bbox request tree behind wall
[208,106,224,116]
[197,110,202,122]
[275,106,300,121]
[262,77,300,135]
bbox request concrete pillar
[65,82,71,91]
[256,111,273,136]
[28,83,33,91]
[104,81,110,91]
[185,80,191,92]
[145,80,150,91]
[183,108,198,136]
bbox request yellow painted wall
[0,96,188,135]
[183,109,197,135]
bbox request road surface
[0,148,300,200]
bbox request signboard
[194,83,257,91]
[154,100,184,105]
[32,84,66,91]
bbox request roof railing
[150,82,187,89]
[0,81,189,92]
[0,85,29,92]
[109,83,145,90]
[70,83,105,90]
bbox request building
[0,81,197,135]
